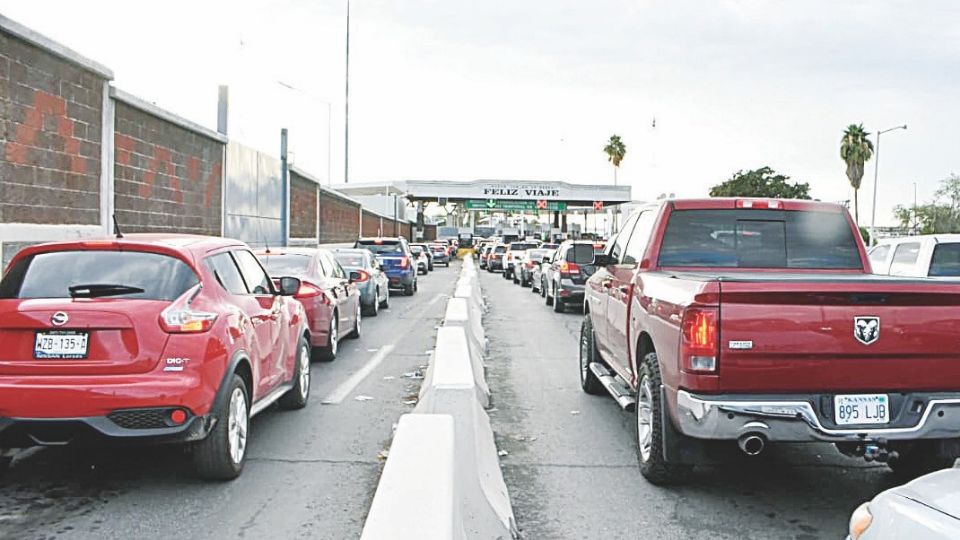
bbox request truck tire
[545,283,553,305]
[888,440,960,478]
[636,352,691,484]
[193,374,249,480]
[278,336,311,410]
[579,316,606,395]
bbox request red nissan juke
[0,234,312,480]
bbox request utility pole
[869,124,907,245]
[344,0,351,184]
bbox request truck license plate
[834,394,889,426]
[34,331,89,359]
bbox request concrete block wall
[0,14,112,268]
[0,14,417,269]
[289,171,318,240]
[112,93,224,235]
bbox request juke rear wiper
[68,283,146,298]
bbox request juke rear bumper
[0,411,215,447]
[675,389,960,443]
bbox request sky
[2,0,958,226]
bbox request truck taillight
[400,256,410,269]
[681,308,718,372]
[353,270,370,282]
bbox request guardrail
[362,254,517,540]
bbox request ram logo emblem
[854,316,880,345]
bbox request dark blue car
[354,237,418,296]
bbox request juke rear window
[0,250,199,301]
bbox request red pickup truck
[581,198,960,484]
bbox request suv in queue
[543,240,598,312]
[354,237,418,296]
[0,235,312,480]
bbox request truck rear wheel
[579,316,606,395]
[636,352,691,485]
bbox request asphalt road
[479,268,902,540]
[0,263,457,540]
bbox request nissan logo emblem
[51,312,69,326]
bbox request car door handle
[602,280,613,289]
[619,286,630,294]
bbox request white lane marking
[321,344,396,404]
[426,294,444,307]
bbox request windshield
[410,246,424,255]
[258,253,312,275]
[658,209,862,269]
[509,243,537,251]
[0,250,199,301]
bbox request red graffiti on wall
[115,134,221,209]
[6,90,87,176]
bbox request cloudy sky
[3,0,958,225]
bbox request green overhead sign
[464,199,567,211]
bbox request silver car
[333,248,390,316]
[847,465,960,540]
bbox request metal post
[344,0,350,184]
[869,124,907,245]
[280,128,289,247]
[869,132,881,246]
[217,85,229,135]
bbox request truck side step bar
[588,362,636,412]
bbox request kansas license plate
[834,394,889,426]
[34,331,89,359]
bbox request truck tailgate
[714,274,960,392]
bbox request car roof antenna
[113,214,124,239]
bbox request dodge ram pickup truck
[581,198,960,484]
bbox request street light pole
[869,124,907,245]
[344,0,350,184]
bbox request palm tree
[840,124,874,225]
[603,135,627,186]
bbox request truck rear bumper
[675,390,960,443]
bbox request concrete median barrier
[361,414,465,540]
[414,328,517,539]
[445,296,486,360]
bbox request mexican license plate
[34,331,89,359]
[834,394,889,426]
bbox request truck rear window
[658,209,862,269]
[0,250,199,300]
[929,243,960,277]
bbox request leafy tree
[709,167,811,199]
[893,174,960,233]
[840,124,874,225]
[603,135,626,186]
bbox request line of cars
[480,238,606,314]
[0,233,456,481]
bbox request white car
[868,234,960,277]
[847,465,960,540]
[409,246,430,275]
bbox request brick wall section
[318,188,360,243]
[289,172,317,239]
[424,224,437,241]
[113,102,223,235]
[0,29,105,224]
[361,209,382,237]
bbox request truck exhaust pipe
[738,433,766,456]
